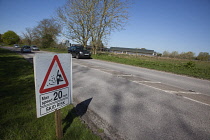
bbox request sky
[0,0,210,55]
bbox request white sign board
[34,53,72,118]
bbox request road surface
[2,47,210,140]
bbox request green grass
[92,53,210,80]
[0,48,100,140]
[41,47,67,53]
[97,128,104,133]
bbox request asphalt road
[72,58,210,140]
[2,47,210,140]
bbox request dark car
[21,46,31,53]
[68,46,91,59]
[31,45,39,51]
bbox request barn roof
[110,47,154,54]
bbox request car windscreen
[76,47,87,51]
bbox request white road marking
[183,96,210,107]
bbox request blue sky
[0,0,210,55]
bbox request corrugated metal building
[110,47,155,56]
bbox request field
[0,48,100,140]
[92,53,210,80]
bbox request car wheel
[76,54,80,59]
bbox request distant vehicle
[68,46,91,59]
[21,46,31,53]
[14,44,20,48]
[31,45,39,51]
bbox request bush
[184,61,196,69]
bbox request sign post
[55,109,63,139]
[34,53,72,139]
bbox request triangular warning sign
[39,55,69,93]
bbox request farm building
[110,47,156,56]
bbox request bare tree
[170,51,179,58]
[90,0,129,54]
[162,51,170,57]
[22,28,34,45]
[56,0,129,53]
[56,0,93,48]
[179,52,195,60]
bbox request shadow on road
[63,98,93,134]
[75,98,93,116]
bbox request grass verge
[92,53,210,80]
[0,48,100,140]
[41,47,67,53]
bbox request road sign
[39,55,69,93]
[34,54,72,118]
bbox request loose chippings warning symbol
[34,54,72,118]
[39,55,69,93]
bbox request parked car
[31,45,39,51]
[68,46,91,59]
[21,46,31,53]
[14,44,20,48]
